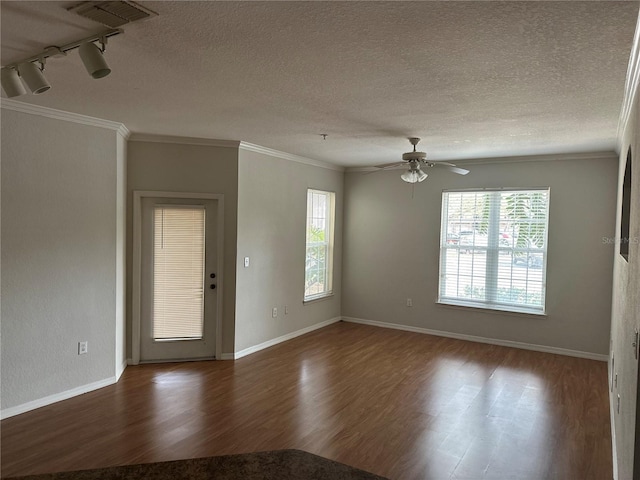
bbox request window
[304,189,335,301]
[438,188,550,314]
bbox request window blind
[153,206,205,340]
[438,188,550,314]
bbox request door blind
[153,206,205,340]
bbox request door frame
[131,191,224,365]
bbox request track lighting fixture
[18,60,50,94]
[0,67,26,98]
[1,29,122,98]
[79,40,111,79]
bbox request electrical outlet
[78,341,88,355]
[406,298,413,307]
[272,307,277,318]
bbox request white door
[140,197,218,362]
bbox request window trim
[304,188,335,302]
[438,187,550,315]
[435,300,548,318]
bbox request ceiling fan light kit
[400,170,427,183]
[401,163,428,183]
[375,137,470,184]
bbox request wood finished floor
[1,322,612,480]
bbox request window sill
[303,293,334,305]
[436,300,547,318]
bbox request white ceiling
[1,1,638,167]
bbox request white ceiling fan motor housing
[402,151,427,162]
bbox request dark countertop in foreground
[5,449,389,480]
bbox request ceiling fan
[375,137,470,183]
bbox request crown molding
[1,99,129,137]
[129,136,344,172]
[452,150,618,166]
[116,124,130,139]
[618,8,640,148]
[128,133,240,149]
[345,150,618,173]
[239,141,344,172]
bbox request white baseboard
[6,317,603,420]
[1,376,117,420]
[116,359,128,380]
[138,357,216,365]
[342,317,608,362]
[233,317,342,360]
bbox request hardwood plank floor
[1,322,612,479]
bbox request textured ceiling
[1,1,638,166]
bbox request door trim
[132,191,224,365]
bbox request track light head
[1,68,27,97]
[17,61,50,94]
[79,42,111,79]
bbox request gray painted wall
[343,154,617,355]
[611,22,640,479]
[126,140,239,356]
[1,108,124,410]
[235,149,343,352]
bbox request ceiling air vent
[67,1,157,28]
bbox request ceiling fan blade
[362,161,407,176]
[374,162,406,169]
[439,164,470,175]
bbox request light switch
[244,257,250,268]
